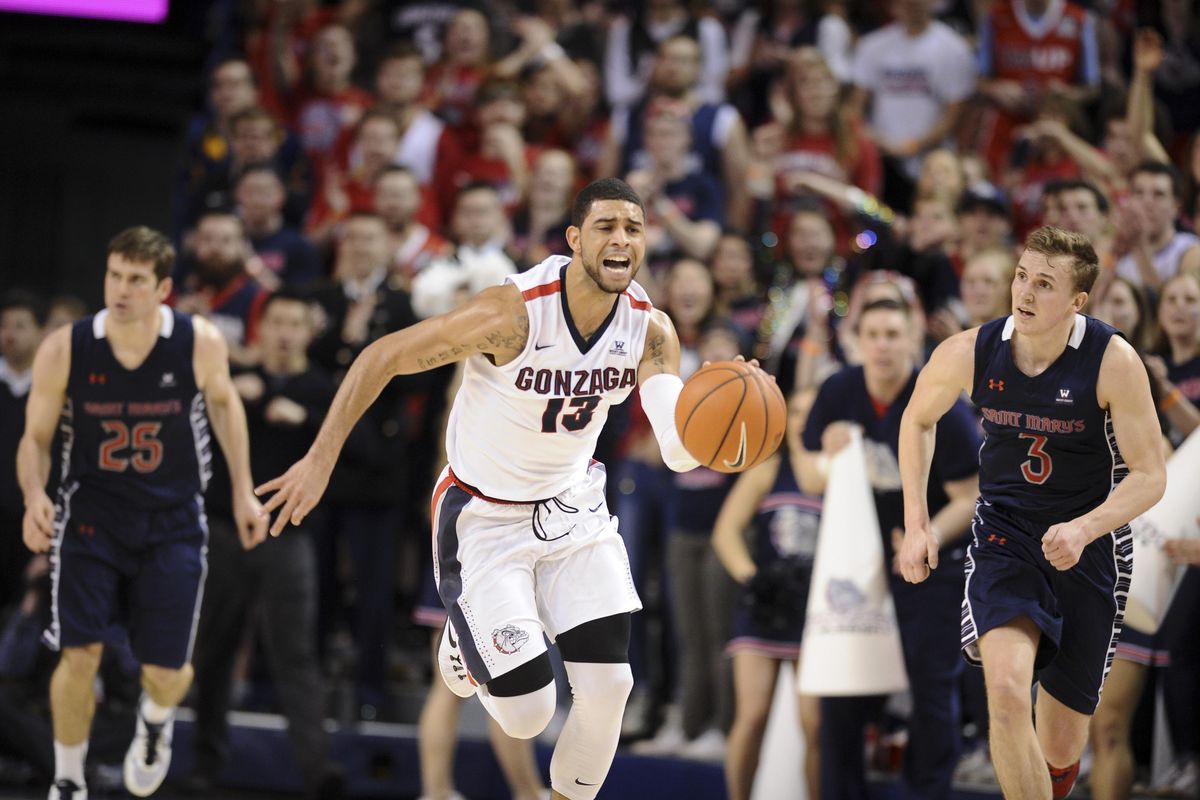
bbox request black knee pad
[487,651,554,697]
[556,613,631,663]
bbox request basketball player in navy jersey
[257,178,740,800]
[898,227,1167,800]
[17,227,266,800]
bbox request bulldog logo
[492,624,530,655]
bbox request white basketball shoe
[438,620,478,698]
[48,780,87,800]
[123,698,175,797]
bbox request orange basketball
[674,361,787,473]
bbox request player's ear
[156,276,173,303]
[566,225,581,254]
[1073,290,1088,312]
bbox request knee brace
[549,661,635,799]
[477,654,557,740]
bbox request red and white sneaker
[438,621,478,699]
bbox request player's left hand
[1042,519,1090,570]
[898,521,939,584]
[234,491,269,550]
[256,454,332,537]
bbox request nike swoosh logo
[447,628,457,648]
[588,502,603,512]
[534,343,554,350]
[722,422,748,470]
[575,778,599,786]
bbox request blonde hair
[1024,226,1099,293]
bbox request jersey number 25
[99,420,164,473]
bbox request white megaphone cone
[799,426,909,695]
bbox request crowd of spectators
[4,1,1200,798]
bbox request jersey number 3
[541,396,600,433]
[99,420,164,473]
[1018,433,1052,485]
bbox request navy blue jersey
[668,466,736,534]
[803,365,981,556]
[62,307,211,511]
[972,314,1125,524]
[751,450,821,568]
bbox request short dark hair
[208,56,254,87]
[107,226,175,282]
[455,180,501,208]
[260,287,312,318]
[1131,160,1183,199]
[860,297,910,319]
[235,160,284,185]
[571,178,646,228]
[0,289,47,327]
[375,164,418,187]
[1024,226,1099,294]
[378,43,423,67]
[229,106,277,132]
[1050,179,1110,213]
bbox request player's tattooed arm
[638,309,682,383]
[413,307,530,369]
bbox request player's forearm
[1078,468,1166,542]
[16,435,52,502]
[208,395,255,497]
[898,416,936,524]
[307,340,397,469]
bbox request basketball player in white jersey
[257,178,718,798]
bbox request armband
[641,374,701,472]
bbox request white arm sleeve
[640,373,701,472]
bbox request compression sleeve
[640,373,701,473]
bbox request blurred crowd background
[1,0,1199,798]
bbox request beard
[582,252,637,294]
[197,254,244,288]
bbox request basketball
[675,361,787,473]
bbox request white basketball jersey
[445,255,654,501]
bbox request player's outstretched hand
[1042,520,1088,571]
[255,455,331,537]
[233,491,269,551]
[898,520,938,584]
[22,491,55,554]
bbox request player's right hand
[255,455,331,537]
[22,491,55,554]
[898,521,938,584]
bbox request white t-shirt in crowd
[852,20,976,175]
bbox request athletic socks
[140,696,172,724]
[1048,760,1080,799]
[53,740,87,787]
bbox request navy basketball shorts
[960,502,1133,714]
[43,484,209,670]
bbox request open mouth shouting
[602,253,632,276]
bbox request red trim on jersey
[521,280,561,302]
[430,473,455,541]
[448,467,542,505]
[624,292,652,312]
[869,396,890,419]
